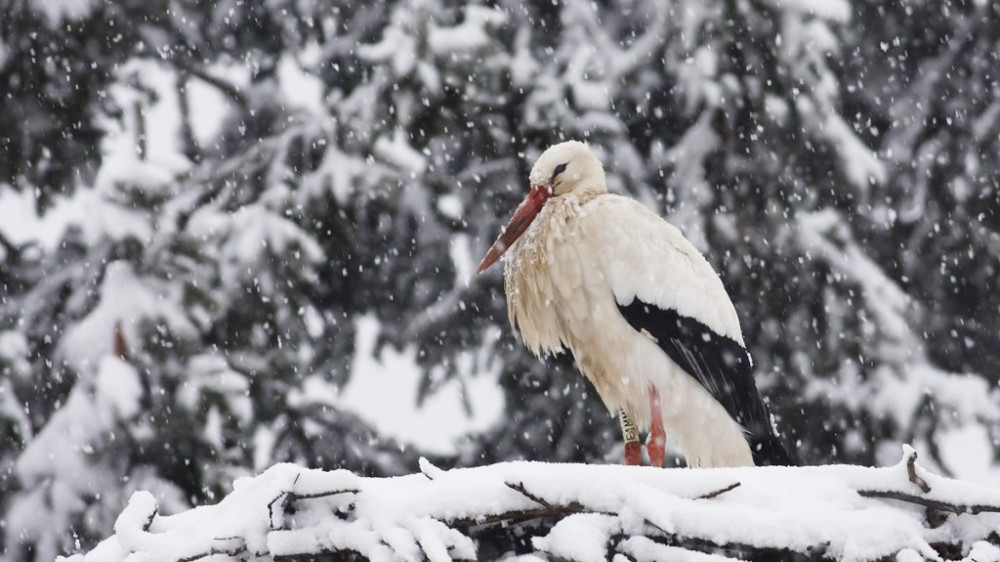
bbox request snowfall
[4,14,999,561]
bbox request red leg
[647,386,666,467]
[624,441,642,466]
[619,411,641,465]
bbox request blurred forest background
[0,0,998,560]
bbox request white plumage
[478,141,790,468]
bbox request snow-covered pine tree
[0,1,417,557]
[0,0,164,209]
[839,0,1000,473]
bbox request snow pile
[65,448,1000,562]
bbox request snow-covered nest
[65,447,1000,562]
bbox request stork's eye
[552,162,569,181]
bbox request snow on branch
[64,447,1000,562]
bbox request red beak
[476,186,552,275]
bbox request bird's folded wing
[616,298,770,435]
[577,195,745,344]
[575,195,769,432]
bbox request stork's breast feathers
[503,200,577,356]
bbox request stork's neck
[566,185,605,206]
[507,187,604,265]
[569,164,608,197]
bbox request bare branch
[696,482,741,500]
[288,488,361,502]
[505,480,554,509]
[268,474,359,531]
[267,493,288,531]
[177,538,246,562]
[142,507,156,533]
[906,450,931,493]
[857,490,1000,517]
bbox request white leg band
[619,411,639,443]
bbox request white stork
[477,141,790,468]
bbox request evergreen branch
[164,58,250,111]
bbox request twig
[268,474,302,529]
[906,449,931,493]
[287,488,361,502]
[451,507,583,528]
[419,457,445,481]
[450,480,619,528]
[177,538,246,562]
[696,482,741,500]
[268,493,288,530]
[267,474,359,530]
[505,481,554,509]
[857,490,1000,517]
[142,506,157,532]
[641,518,673,537]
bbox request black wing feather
[618,298,792,466]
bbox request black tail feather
[749,429,794,466]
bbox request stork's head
[476,141,606,274]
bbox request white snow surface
[336,315,505,455]
[65,448,1000,562]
